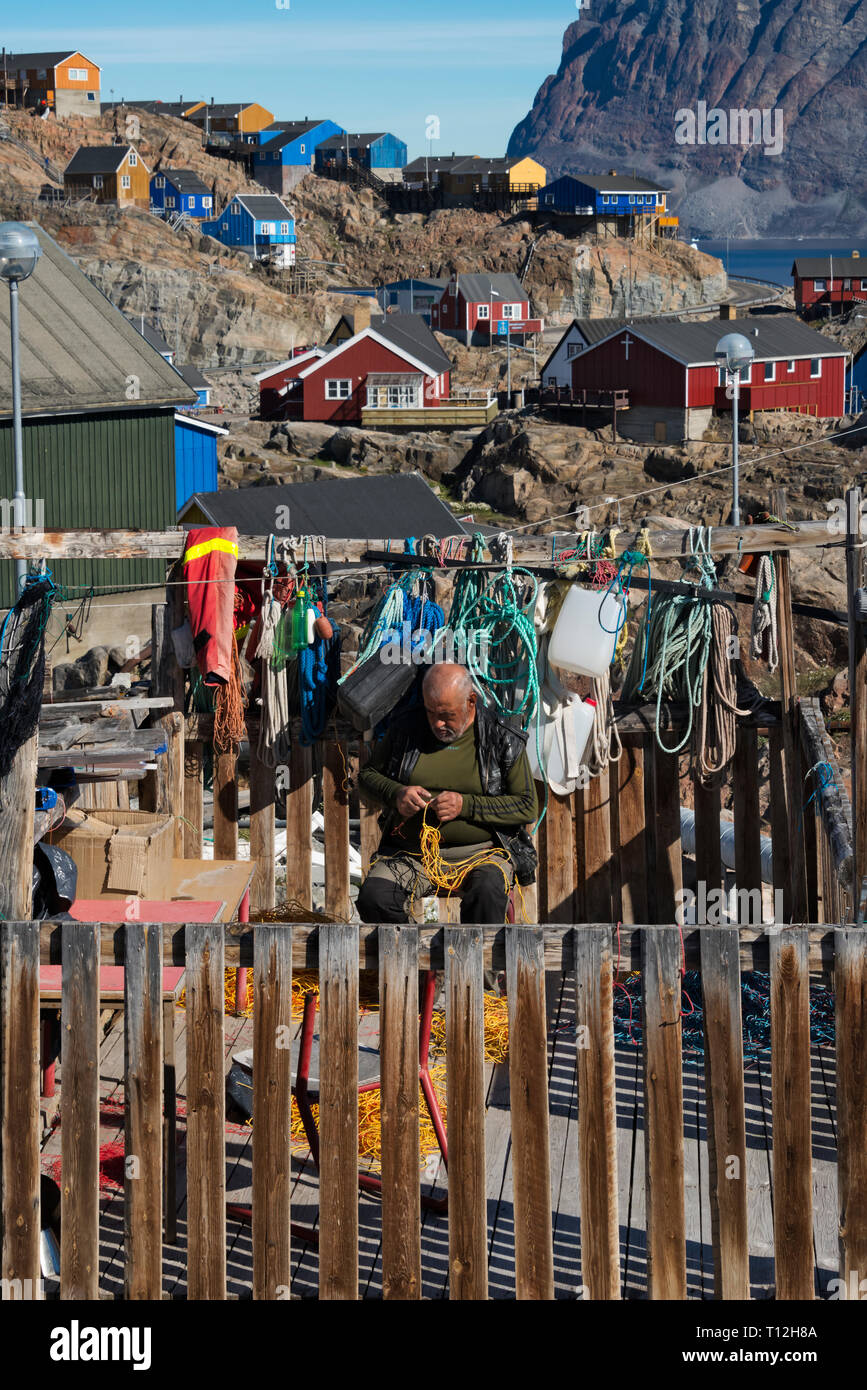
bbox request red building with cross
[570,319,848,443]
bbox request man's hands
[394,784,432,819]
[427,790,463,824]
[394,786,464,824]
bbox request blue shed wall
[174,420,219,513]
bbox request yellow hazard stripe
[183,538,239,564]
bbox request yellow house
[441,155,546,204]
[188,102,274,136]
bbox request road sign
[497,321,509,336]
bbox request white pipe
[680,806,773,884]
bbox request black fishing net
[0,577,54,781]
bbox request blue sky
[5,1,575,157]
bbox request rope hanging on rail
[0,572,56,782]
[750,554,779,673]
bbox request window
[37,69,47,80]
[844,278,852,291]
[503,304,523,319]
[231,203,240,215]
[67,67,88,81]
[280,222,290,235]
[764,362,775,382]
[87,92,95,101]
[93,174,103,189]
[166,195,176,208]
[326,379,352,400]
[188,197,196,208]
[121,175,131,189]
[545,194,554,205]
[814,278,827,291]
[862,281,867,292]
[128,152,137,167]
[366,383,418,409]
[601,195,609,205]
[787,359,795,373]
[155,176,165,189]
[477,304,490,320]
[739,363,751,384]
[300,144,305,154]
[221,223,228,232]
[629,195,635,204]
[566,343,582,359]
[810,358,822,378]
[259,222,275,235]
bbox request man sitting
[356,662,537,925]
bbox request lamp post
[0,222,42,594]
[715,331,755,527]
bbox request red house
[298,315,452,424]
[255,347,325,419]
[570,319,848,443]
[792,255,867,316]
[431,272,543,346]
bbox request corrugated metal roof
[160,168,212,195]
[7,51,81,69]
[0,224,197,419]
[792,257,865,278]
[257,122,326,152]
[175,363,210,390]
[181,472,469,539]
[552,173,667,193]
[375,315,452,374]
[599,318,849,365]
[317,133,388,149]
[403,155,475,174]
[236,194,294,220]
[457,273,527,303]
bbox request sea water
[695,238,865,287]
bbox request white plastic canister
[528,694,597,793]
[547,583,625,677]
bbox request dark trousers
[356,847,513,925]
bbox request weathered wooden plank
[834,929,867,1292]
[544,791,576,923]
[772,488,807,924]
[60,922,100,1299]
[445,926,487,1299]
[378,925,421,1300]
[733,725,762,921]
[581,769,612,922]
[252,924,293,1299]
[1,922,40,1295]
[846,488,867,908]
[642,926,686,1299]
[358,739,381,876]
[769,928,813,1299]
[699,928,749,1299]
[285,742,313,904]
[185,923,227,1299]
[323,740,351,922]
[163,997,177,1245]
[213,750,239,861]
[768,726,791,922]
[693,778,722,919]
[616,737,647,924]
[124,923,163,1299]
[505,926,554,1299]
[249,742,276,913]
[653,747,682,923]
[318,923,359,1299]
[573,926,620,1299]
[0,734,38,920]
[183,739,204,859]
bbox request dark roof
[158,168,211,195]
[381,277,449,293]
[175,363,210,390]
[403,155,475,175]
[262,120,326,132]
[105,100,202,117]
[64,144,139,176]
[125,316,173,356]
[374,315,452,374]
[0,225,196,419]
[456,272,527,304]
[553,173,667,193]
[189,102,266,118]
[792,257,866,278]
[449,157,516,175]
[317,132,388,150]
[594,318,849,366]
[182,473,469,539]
[235,194,293,220]
[8,51,89,69]
[540,317,659,376]
[256,128,319,155]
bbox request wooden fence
[2,920,865,1300]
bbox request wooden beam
[445,925,487,1300]
[846,488,867,918]
[1,922,40,1296]
[0,734,38,919]
[772,487,807,923]
[770,928,813,1299]
[123,923,163,1299]
[249,742,276,913]
[378,926,421,1300]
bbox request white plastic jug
[528,694,597,794]
[547,583,625,677]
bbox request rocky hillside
[509,0,867,236]
[0,108,726,367]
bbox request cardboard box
[50,809,175,899]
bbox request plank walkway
[38,973,841,1299]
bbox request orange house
[63,144,151,207]
[3,50,101,117]
[187,102,274,136]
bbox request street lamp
[0,222,42,594]
[714,331,755,527]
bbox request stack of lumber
[37,687,174,780]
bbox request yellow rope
[418,805,515,904]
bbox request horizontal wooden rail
[0,517,851,563]
[27,922,840,975]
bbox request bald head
[422,663,476,743]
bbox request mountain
[508,0,867,236]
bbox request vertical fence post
[573,925,620,1299]
[733,726,762,923]
[445,925,487,1299]
[249,742,276,912]
[323,740,351,922]
[1,922,41,1296]
[183,739,204,859]
[285,742,313,903]
[253,924,293,1299]
[185,922,227,1300]
[318,923,359,1300]
[771,487,807,923]
[835,928,867,1293]
[506,925,554,1299]
[653,748,682,923]
[60,922,100,1300]
[846,488,867,917]
[378,925,421,1300]
[769,928,813,1299]
[641,926,686,1299]
[124,922,163,1299]
[615,736,647,924]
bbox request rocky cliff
[509,0,867,236]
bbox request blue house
[540,173,667,218]
[847,341,867,414]
[173,413,227,513]
[150,168,214,219]
[175,363,212,409]
[253,119,344,193]
[200,194,296,265]
[315,132,407,179]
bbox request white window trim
[166,196,175,208]
[279,221,290,234]
[202,197,212,209]
[763,362,775,382]
[120,174,131,190]
[155,175,165,189]
[476,304,490,320]
[231,203,240,215]
[787,359,796,373]
[862,280,867,292]
[326,379,352,400]
[810,359,822,379]
[566,343,582,359]
[814,279,827,291]
[128,152,138,167]
[93,174,103,189]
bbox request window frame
[810,358,822,379]
[120,174,131,190]
[325,378,352,401]
[763,361,775,382]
